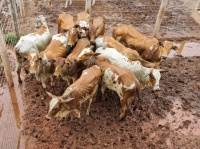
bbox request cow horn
[46,91,56,98]
[61,97,74,103]
[159,69,168,72]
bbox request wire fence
[0,0,26,87]
[0,0,25,47]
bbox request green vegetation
[4,32,25,47]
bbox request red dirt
[21,56,200,149]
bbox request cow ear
[94,53,101,57]
[158,41,164,46]
[61,97,74,103]
[172,45,179,51]
[23,56,28,62]
[73,24,79,28]
[46,91,55,98]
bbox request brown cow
[45,65,102,123]
[76,11,90,38]
[95,56,140,120]
[112,24,179,62]
[58,12,75,33]
[94,36,159,68]
[28,33,69,88]
[54,38,91,86]
[89,16,105,43]
[67,27,79,47]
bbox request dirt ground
[21,56,200,149]
[2,0,200,148]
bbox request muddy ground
[1,0,200,148]
[21,56,200,149]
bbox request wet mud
[21,56,200,149]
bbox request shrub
[4,33,19,46]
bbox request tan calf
[58,12,75,33]
[54,38,91,86]
[96,57,140,120]
[46,65,102,123]
[76,11,90,38]
[67,27,79,47]
[95,36,159,68]
[112,24,179,62]
[89,16,105,43]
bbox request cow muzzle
[161,56,167,60]
[45,115,52,120]
[153,86,160,91]
[30,73,35,77]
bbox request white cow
[14,15,51,83]
[95,47,161,90]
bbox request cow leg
[65,0,68,8]
[17,63,22,84]
[50,75,55,87]
[74,109,81,124]
[69,0,72,5]
[86,84,98,115]
[92,0,95,6]
[101,84,106,100]
[42,82,47,88]
[119,98,127,121]
[59,117,67,126]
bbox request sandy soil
[1,0,200,148]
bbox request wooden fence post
[152,0,168,38]
[85,0,91,14]
[0,29,14,87]
[195,0,200,9]
[7,0,20,39]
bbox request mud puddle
[168,42,200,57]
[0,50,25,149]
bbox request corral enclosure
[0,0,200,149]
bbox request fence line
[0,0,25,87]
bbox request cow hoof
[86,111,90,116]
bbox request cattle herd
[14,11,179,124]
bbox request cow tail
[136,84,141,101]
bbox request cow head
[89,26,97,44]
[67,27,79,47]
[45,91,74,120]
[53,57,66,77]
[27,53,40,77]
[35,15,47,28]
[149,69,161,91]
[77,46,100,67]
[159,41,179,60]
[76,20,90,38]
